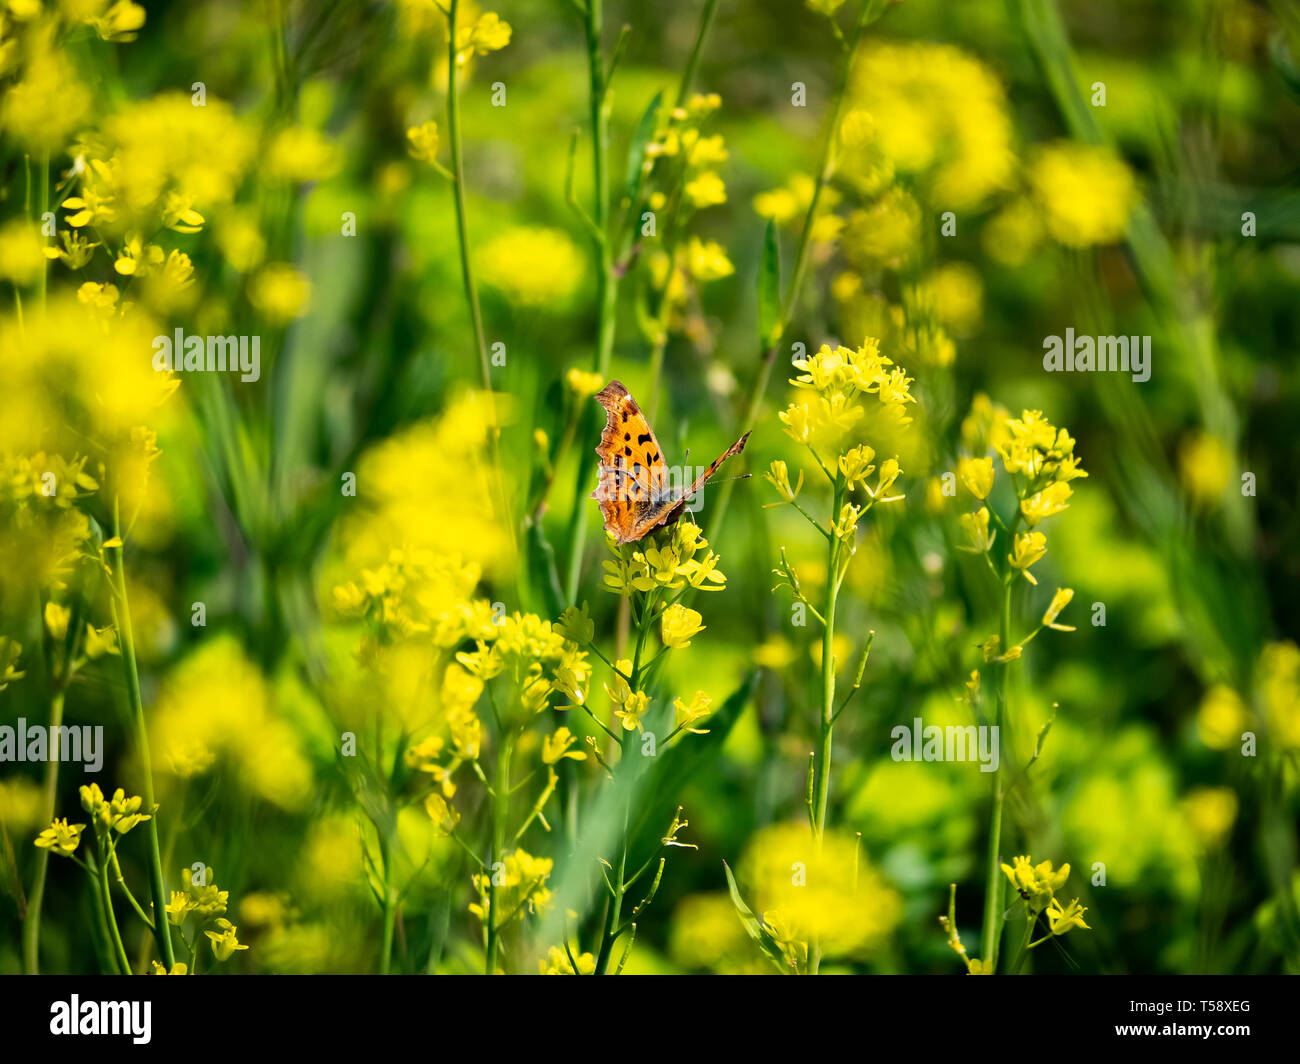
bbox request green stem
[110,498,175,969]
[484,731,512,974]
[379,835,396,975]
[808,477,844,975]
[1009,911,1036,975]
[97,844,132,975]
[108,843,154,931]
[979,578,1013,970]
[22,686,64,974]
[563,0,618,604]
[446,0,514,555]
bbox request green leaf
[624,91,664,202]
[722,860,793,974]
[526,520,566,622]
[758,218,782,350]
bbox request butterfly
[590,379,750,544]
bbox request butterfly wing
[591,380,672,543]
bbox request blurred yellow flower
[845,43,1014,207]
[1179,431,1233,508]
[1029,142,1137,247]
[0,220,44,285]
[478,226,584,307]
[406,121,441,164]
[740,822,901,960]
[249,263,312,322]
[1197,684,1250,750]
[684,171,726,209]
[1260,641,1300,749]
[1180,786,1238,850]
[684,236,733,282]
[267,126,342,183]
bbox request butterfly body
[591,379,749,543]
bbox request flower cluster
[1001,855,1091,940]
[601,521,726,598]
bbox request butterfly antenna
[714,473,752,483]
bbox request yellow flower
[149,961,189,974]
[555,603,594,645]
[204,918,250,962]
[838,445,877,491]
[460,12,512,55]
[1008,531,1047,584]
[113,234,164,277]
[406,121,441,164]
[959,508,994,553]
[868,457,904,503]
[107,787,153,834]
[764,459,804,503]
[1029,141,1136,247]
[805,0,846,15]
[673,691,713,735]
[957,456,994,500]
[542,726,586,764]
[1042,587,1075,631]
[1044,897,1090,936]
[424,793,461,837]
[603,659,634,707]
[43,601,71,642]
[34,818,85,856]
[1000,854,1069,913]
[1021,481,1073,527]
[684,171,727,209]
[166,891,191,926]
[44,230,98,270]
[77,281,121,316]
[661,604,705,649]
[615,690,651,732]
[86,0,147,42]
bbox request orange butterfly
[590,379,750,544]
